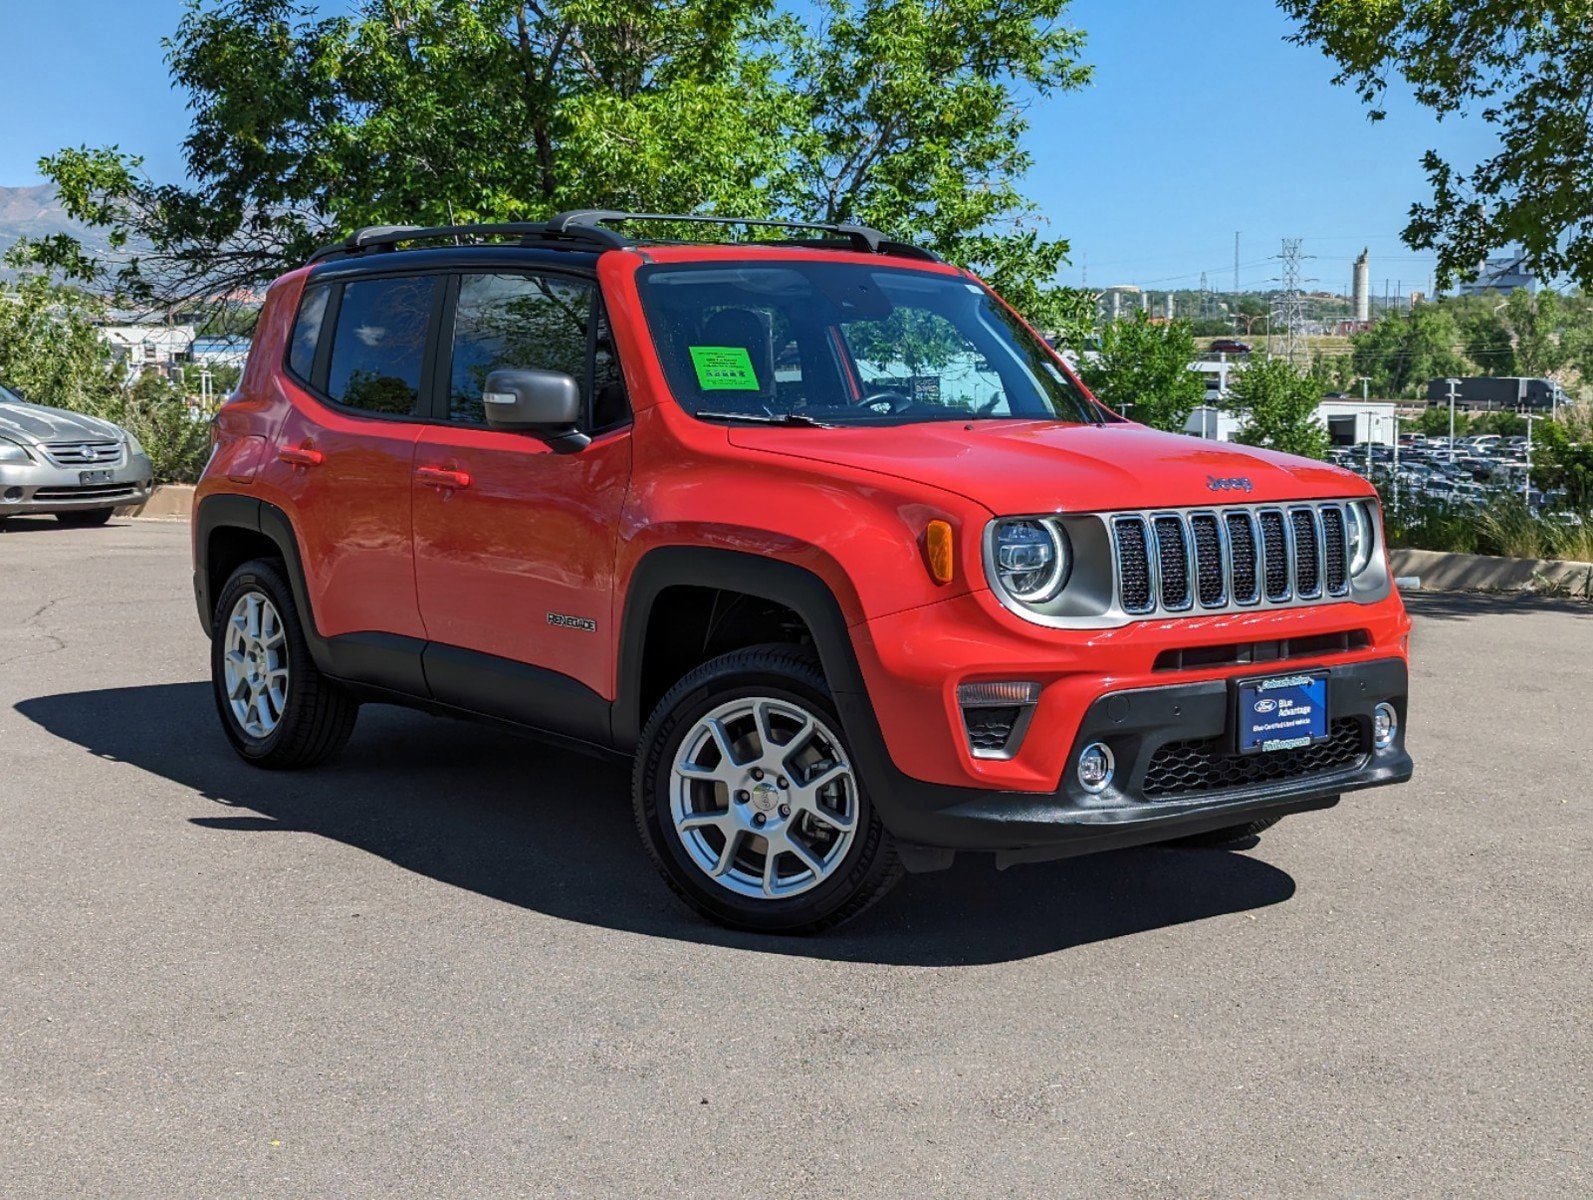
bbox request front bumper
[841,656,1411,866]
[0,450,154,515]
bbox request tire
[1168,816,1282,849]
[210,557,358,769]
[55,508,114,527]
[633,644,903,934]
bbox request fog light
[1372,702,1398,749]
[1077,742,1115,794]
[2,487,22,502]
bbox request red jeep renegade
[193,211,1412,933]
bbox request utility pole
[1234,232,1240,295]
[1446,377,1460,462]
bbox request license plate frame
[79,469,114,485]
[1234,670,1330,755]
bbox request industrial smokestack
[1353,248,1371,324]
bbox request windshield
[636,261,1100,426]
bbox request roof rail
[305,220,627,266]
[305,211,939,266]
[547,210,938,260]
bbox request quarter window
[288,283,329,382]
[326,276,437,416]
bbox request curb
[1389,546,1593,596]
[116,484,195,521]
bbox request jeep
[192,211,1412,933]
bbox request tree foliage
[1076,313,1203,432]
[1281,0,1593,290]
[1225,357,1329,460]
[1350,305,1469,398]
[28,0,1090,327]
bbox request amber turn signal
[925,520,955,584]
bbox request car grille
[1111,502,1355,617]
[42,440,123,467]
[1143,717,1367,799]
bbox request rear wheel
[211,558,358,768]
[55,508,114,527]
[1169,816,1282,849]
[633,645,902,934]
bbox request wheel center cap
[749,782,781,814]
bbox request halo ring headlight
[990,518,1071,605]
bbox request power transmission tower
[1270,238,1315,367]
[1199,272,1209,319]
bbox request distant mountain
[0,183,121,272]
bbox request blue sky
[4,0,1497,297]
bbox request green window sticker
[689,345,760,391]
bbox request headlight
[122,429,146,457]
[1346,500,1376,575]
[990,518,1070,603]
[0,436,32,464]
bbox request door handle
[278,444,324,467]
[415,465,472,490]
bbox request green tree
[0,273,121,413]
[1504,289,1568,379]
[1281,1,1593,290]
[1350,306,1468,398]
[29,0,1090,328]
[1455,305,1517,377]
[1226,357,1329,459]
[1077,313,1203,432]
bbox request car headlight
[1346,500,1377,575]
[0,436,32,464]
[989,518,1071,603]
[122,429,146,457]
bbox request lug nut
[753,813,766,827]
[735,790,749,802]
[751,768,764,781]
[777,777,788,788]
[778,804,791,818]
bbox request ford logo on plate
[1253,698,1278,713]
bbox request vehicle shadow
[0,515,133,534]
[1404,589,1593,622]
[17,683,1298,966]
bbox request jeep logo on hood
[1206,474,1254,493]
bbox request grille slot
[1189,514,1225,607]
[1143,718,1366,799]
[1291,508,1322,597]
[42,440,122,467]
[1259,510,1290,601]
[31,485,138,501]
[1226,513,1259,604]
[1321,507,1349,595]
[1153,515,1191,611]
[1114,518,1153,614]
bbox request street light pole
[1446,377,1459,463]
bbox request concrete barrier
[1389,546,1593,597]
[116,484,195,521]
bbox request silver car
[0,383,155,527]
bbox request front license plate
[79,469,114,485]
[1236,671,1329,754]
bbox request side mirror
[483,368,590,453]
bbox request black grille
[962,706,1020,753]
[1115,519,1153,613]
[1153,516,1191,610]
[31,485,138,501]
[1226,513,1259,603]
[1143,718,1366,799]
[1321,507,1348,595]
[1291,509,1321,596]
[1259,510,1290,600]
[1189,514,1225,607]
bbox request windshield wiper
[695,410,835,428]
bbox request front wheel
[210,558,358,768]
[633,645,902,934]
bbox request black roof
[305,209,939,268]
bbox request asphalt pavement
[1,516,1588,1197]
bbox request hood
[727,419,1370,514]
[0,400,126,446]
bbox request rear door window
[326,276,438,416]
